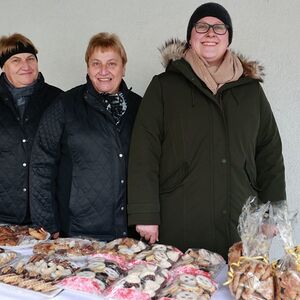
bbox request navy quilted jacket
[30,78,141,240]
[0,73,61,224]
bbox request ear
[122,65,126,77]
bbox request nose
[99,65,109,75]
[206,27,216,36]
[20,60,31,70]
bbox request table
[0,249,234,299]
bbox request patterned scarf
[184,48,243,94]
[99,92,127,125]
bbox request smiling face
[189,16,229,67]
[2,53,38,87]
[87,47,125,94]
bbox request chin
[21,77,37,85]
[97,85,110,92]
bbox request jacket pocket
[160,162,189,194]
[244,160,262,192]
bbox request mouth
[202,42,218,46]
[97,77,112,82]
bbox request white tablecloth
[0,248,234,300]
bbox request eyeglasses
[194,22,228,35]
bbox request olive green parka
[128,39,286,258]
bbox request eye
[10,58,20,64]
[213,24,227,34]
[27,56,36,62]
[91,61,99,67]
[195,22,209,33]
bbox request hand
[136,225,159,244]
[51,232,60,239]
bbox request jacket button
[120,206,124,211]
[22,139,27,143]
[221,158,227,164]
[23,187,27,192]
[122,231,127,236]
[22,162,27,167]
[24,118,29,122]
[119,153,123,158]
[120,179,124,184]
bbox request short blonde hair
[85,32,127,66]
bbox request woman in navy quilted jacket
[30,32,141,240]
[0,33,61,225]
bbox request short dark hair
[0,33,38,68]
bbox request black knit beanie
[0,41,38,68]
[186,2,233,45]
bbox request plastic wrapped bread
[227,197,275,300]
[272,201,300,299]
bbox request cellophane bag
[59,254,128,295]
[273,201,300,299]
[104,260,169,300]
[228,197,274,300]
[156,264,217,300]
[174,248,226,278]
[134,243,183,269]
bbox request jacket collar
[84,76,131,125]
[159,38,265,82]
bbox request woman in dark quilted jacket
[30,32,141,241]
[0,33,62,225]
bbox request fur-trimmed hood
[159,38,264,82]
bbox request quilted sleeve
[29,98,65,233]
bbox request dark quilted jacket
[0,73,62,224]
[30,78,141,240]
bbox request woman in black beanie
[128,2,286,259]
[0,33,61,226]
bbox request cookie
[167,250,180,262]
[88,261,105,272]
[154,251,168,261]
[152,244,167,252]
[196,275,215,293]
[77,271,96,278]
[176,290,198,300]
[179,274,197,287]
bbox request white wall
[1,0,299,258]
